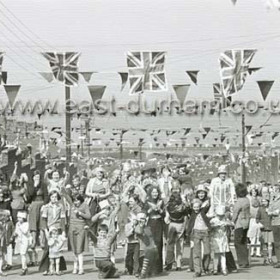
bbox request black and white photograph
[0,0,280,279]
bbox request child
[44,227,66,275]
[210,205,233,276]
[124,214,140,277]
[3,210,14,272]
[256,198,274,265]
[186,199,211,278]
[88,224,120,279]
[13,211,32,276]
[134,212,159,279]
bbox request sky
[1,0,280,146]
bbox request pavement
[4,246,280,280]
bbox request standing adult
[232,183,250,268]
[267,183,280,268]
[208,165,236,217]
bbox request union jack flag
[127,51,167,94]
[219,49,256,97]
[213,83,223,102]
[42,52,80,86]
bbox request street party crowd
[0,160,279,279]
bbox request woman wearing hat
[85,167,110,223]
[208,165,236,217]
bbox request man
[208,165,235,217]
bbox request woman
[267,183,280,268]
[165,180,189,271]
[85,167,110,217]
[247,187,262,257]
[232,183,250,268]
[9,162,27,224]
[63,192,91,275]
[39,191,66,275]
[26,170,48,266]
[145,186,164,274]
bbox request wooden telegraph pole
[241,110,246,184]
[65,86,71,167]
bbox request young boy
[186,199,211,277]
[124,214,140,277]
[88,224,120,279]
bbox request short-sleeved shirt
[42,203,65,229]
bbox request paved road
[5,246,280,280]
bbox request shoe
[20,269,28,276]
[43,271,48,276]
[204,270,211,275]
[139,274,146,279]
[213,270,218,275]
[222,270,228,276]
[263,259,268,266]
[2,265,11,271]
[78,270,84,275]
[56,272,61,276]
[175,267,182,271]
[164,264,172,271]
[0,272,7,277]
[239,264,249,268]
[72,270,78,274]
[273,263,280,268]
[268,259,274,265]
[134,273,139,278]
[194,272,201,277]
[231,269,238,273]
[27,262,35,267]
[256,254,262,258]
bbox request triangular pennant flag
[203,155,209,161]
[245,125,253,134]
[204,127,211,134]
[4,85,21,108]
[195,137,200,144]
[220,135,226,143]
[186,71,199,85]
[79,72,95,83]
[202,133,207,140]
[118,72,128,91]
[0,71,7,84]
[88,85,106,103]
[272,132,279,140]
[257,81,274,101]
[39,72,54,83]
[183,128,191,136]
[231,0,237,5]
[172,84,191,107]
[248,67,262,75]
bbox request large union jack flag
[219,49,256,97]
[42,52,80,86]
[127,51,167,94]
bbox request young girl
[45,227,66,275]
[256,198,274,265]
[13,211,32,276]
[210,205,232,276]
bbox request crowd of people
[0,159,279,279]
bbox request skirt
[247,218,261,239]
[68,222,88,254]
[260,230,274,244]
[29,201,44,232]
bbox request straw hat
[195,184,208,194]
[218,165,227,174]
[137,213,147,221]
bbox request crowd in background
[0,159,279,279]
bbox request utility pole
[241,110,246,184]
[139,138,144,161]
[120,129,124,160]
[65,86,71,168]
[85,118,90,158]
